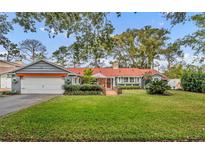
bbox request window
[118,77,121,83]
[153,78,159,81]
[124,77,128,82]
[130,77,134,82]
[7,74,12,78]
[136,77,139,82]
[73,77,80,84]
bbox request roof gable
[14,60,75,74]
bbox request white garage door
[21,77,65,94]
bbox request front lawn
[0,90,205,141]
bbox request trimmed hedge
[64,91,102,95]
[181,71,205,93]
[79,84,102,91]
[63,84,81,92]
[63,84,103,95]
[145,80,170,95]
[118,86,141,90]
[63,84,102,92]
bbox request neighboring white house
[168,79,182,89]
[0,60,24,89]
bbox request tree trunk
[32,48,35,62]
[94,56,100,68]
[6,55,10,62]
[167,61,171,69]
[141,56,146,68]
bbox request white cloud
[39,27,46,32]
[183,53,193,64]
[0,51,6,53]
[39,27,55,34]
[39,27,68,38]
[159,21,164,27]
[0,50,7,54]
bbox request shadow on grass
[146,91,174,96]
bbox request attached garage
[21,77,65,94]
[12,60,76,94]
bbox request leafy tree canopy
[52,46,69,67]
[70,14,114,67]
[161,42,183,69]
[164,64,184,79]
[13,13,111,38]
[163,12,188,26]
[164,12,205,64]
[0,14,20,61]
[12,13,115,67]
[113,26,170,68]
[52,44,87,67]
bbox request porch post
[105,78,107,89]
[139,77,142,87]
[113,77,116,87]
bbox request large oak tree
[113,26,169,68]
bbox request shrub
[143,73,152,85]
[63,84,103,95]
[64,91,102,95]
[118,86,141,90]
[63,84,80,92]
[181,71,205,93]
[1,91,17,95]
[202,81,205,93]
[145,80,170,95]
[80,84,102,91]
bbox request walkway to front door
[96,78,118,96]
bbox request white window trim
[116,76,142,84]
[130,77,134,83]
[124,77,128,83]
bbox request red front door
[107,78,111,88]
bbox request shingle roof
[0,60,23,67]
[67,67,168,80]
[0,67,16,75]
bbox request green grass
[0,90,205,141]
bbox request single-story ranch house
[11,60,167,94]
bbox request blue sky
[0,12,200,68]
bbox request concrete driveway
[0,95,57,117]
